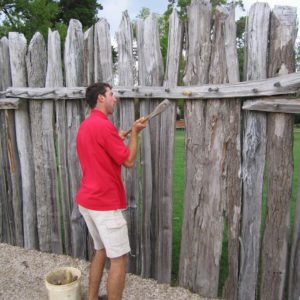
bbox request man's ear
[97,94,104,104]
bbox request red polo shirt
[76,109,130,210]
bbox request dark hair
[85,82,112,108]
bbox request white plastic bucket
[45,267,82,300]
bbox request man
[76,82,147,300]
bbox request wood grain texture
[94,18,117,124]
[136,13,164,281]
[243,98,300,113]
[46,29,63,87]
[116,11,139,274]
[4,71,300,100]
[28,31,62,253]
[64,19,86,258]
[0,111,15,245]
[83,26,94,87]
[0,37,23,247]
[239,3,271,300]
[212,6,241,300]
[0,98,20,109]
[260,5,297,300]
[261,114,293,300]
[0,37,12,90]
[47,29,72,256]
[179,0,214,296]
[94,19,113,84]
[9,32,38,250]
[157,9,183,284]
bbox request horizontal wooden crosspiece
[3,72,300,100]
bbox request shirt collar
[91,108,108,119]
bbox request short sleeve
[101,121,130,165]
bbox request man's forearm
[123,131,139,168]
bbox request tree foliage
[136,7,150,20]
[0,0,59,39]
[0,0,102,41]
[57,0,102,28]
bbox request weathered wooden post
[94,19,117,124]
[179,0,212,295]
[157,9,183,284]
[116,11,139,274]
[94,19,113,84]
[84,26,94,87]
[260,6,297,300]
[136,17,152,278]
[27,32,57,253]
[28,32,63,254]
[136,13,164,280]
[9,32,38,249]
[207,5,241,300]
[0,36,23,247]
[64,19,86,258]
[47,29,71,255]
[238,3,270,300]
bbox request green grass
[171,129,300,291]
[172,130,185,283]
[291,129,300,237]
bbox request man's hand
[122,117,148,168]
[119,130,127,140]
[131,117,148,135]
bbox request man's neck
[94,105,108,116]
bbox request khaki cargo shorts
[78,205,130,258]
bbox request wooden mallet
[123,99,171,137]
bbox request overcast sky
[98,0,299,40]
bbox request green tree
[236,16,246,80]
[0,0,103,41]
[136,7,150,20]
[0,0,59,39]
[56,0,102,29]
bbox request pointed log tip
[68,19,83,29]
[8,32,27,42]
[122,10,130,18]
[29,32,45,46]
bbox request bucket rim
[45,266,81,287]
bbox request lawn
[171,128,300,289]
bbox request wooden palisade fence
[0,1,300,299]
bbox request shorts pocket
[105,218,128,247]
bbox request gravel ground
[0,243,221,300]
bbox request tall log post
[94,19,118,125]
[83,25,95,257]
[260,6,297,300]
[27,32,51,252]
[28,32,63,254]
[208,6,241,300]
[136,18,152,278]
[238,3,270,300]
[83,26,94,87]
[9,32,38,249]
[136,13,164,280]
[179,0,212,295]
[0,36,23,247]
[64,19,86,258]
[116,11,139,274]
[46,29,71,255]
[158,9,183,284]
